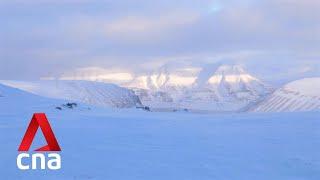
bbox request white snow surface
[0,84,319,179]
[253,78,320,112]
[0,80,142,108]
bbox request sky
[0,0,319,84]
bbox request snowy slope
[0,84,43,112]
[253,78,320,112]
[0,80,142,108]
[127,64,272,112]
[0,83,72,113]
[0,82,49,109]
[204,65,270,99]
[181,65,272,112]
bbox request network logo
[17,113,62,170]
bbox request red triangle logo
[18,113,61,151]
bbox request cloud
[56,11,200,43]
[1,0,320,83]
[57,67,134,83]
[103,12,200,40]
[0,0,104,4]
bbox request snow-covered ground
[0,85,319,179]
[0,82,319,179]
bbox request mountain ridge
[253,77,320,112]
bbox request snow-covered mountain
[253,78,320,112]
[0,80,142,108]
[124,65,199,91]
[177,66,271,112]
[125,64,272,112]
[199,65,271,100]
[34,64,273,112]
